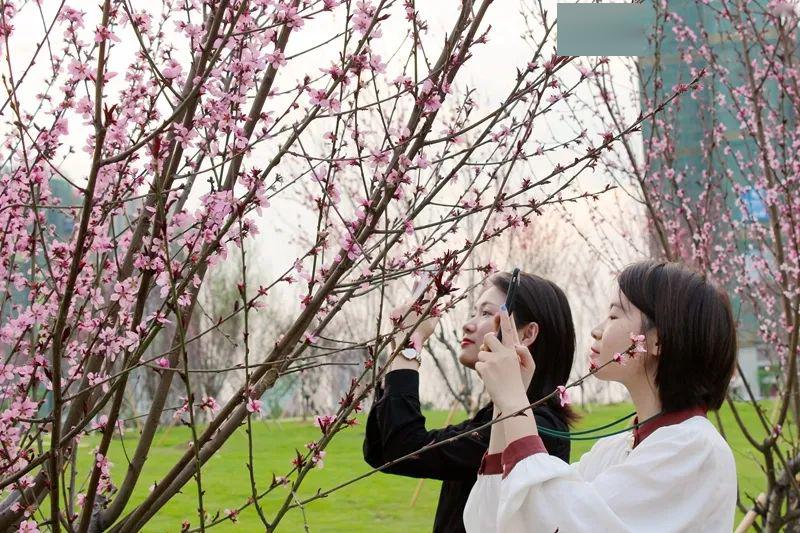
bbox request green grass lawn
[73,401,778,531]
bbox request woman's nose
[463,321,476,334]
[590,325,602,341]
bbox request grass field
[74,401,777,531]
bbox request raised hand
[475,307,531,412]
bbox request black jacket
[363,369,570,533]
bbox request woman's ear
[519,321,539,347]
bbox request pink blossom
[12,397,38,419]
[266,50,286,68]
[110,280,137,309]
[199,396,219,414]
[94,453,114,494]
[629,333,647,354]
[0,362,16,383]
[369,53,386,73]
[172,397,190,421]
[419,91,442,114]
[68,60,93,82]
[556,386,570,407]
[307,88,341,111]
[673,83,690,94]
[340,233,362,261]
[276,5,304,29]
[353,1,377,34]
[18,520,40,533]
[177,293,192,308]
[246,397,263,414]
[91,415,109,431]
[461,196,479,209]
[94,24,120,43]
[162,59,182,80]
[310,449,327,469]
[224,508,239,523]
[369,148,390,168]
[314,450,327,468]
[308,89,328,107]
[312,165,328,183]
[127,10,152,32]
[58,6,85,26]
[490,125,510,142]
[315,414,336,434]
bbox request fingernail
[500,303,507,312]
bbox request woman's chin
[592,361,619,383]
[458,350,477,369]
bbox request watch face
[401,348,418,360]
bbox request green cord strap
[535,411,663,442]
[539,425,632,441]
[542,411,636,436]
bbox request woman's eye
[482,311,493,317]
[609,315,618,320]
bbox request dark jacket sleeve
[363,369,490,481]
[362,369,571,480]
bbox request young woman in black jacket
[363,271,578,533]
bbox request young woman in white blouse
[465,260,738,532]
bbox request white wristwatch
[401,346,422,366]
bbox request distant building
[639,0,786,399]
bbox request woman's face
[588,287,656,383]
[459,285,506,368]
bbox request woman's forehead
[477,284,505,305]
[607,285,639,317]
[607,282,627,305]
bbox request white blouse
[464,415,737,532]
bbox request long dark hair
[491,272,580,427]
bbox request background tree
[0,0,677,531]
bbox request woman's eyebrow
[610,302,628,315]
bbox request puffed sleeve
[464,421,736,533]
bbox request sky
[5,0,643,404]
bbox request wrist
[488,404,507,454]
[391,356,421,371]
[496,389,530,416]
[503,407,539,446]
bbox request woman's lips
[461,339,475,347]
[590,347,600,356]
